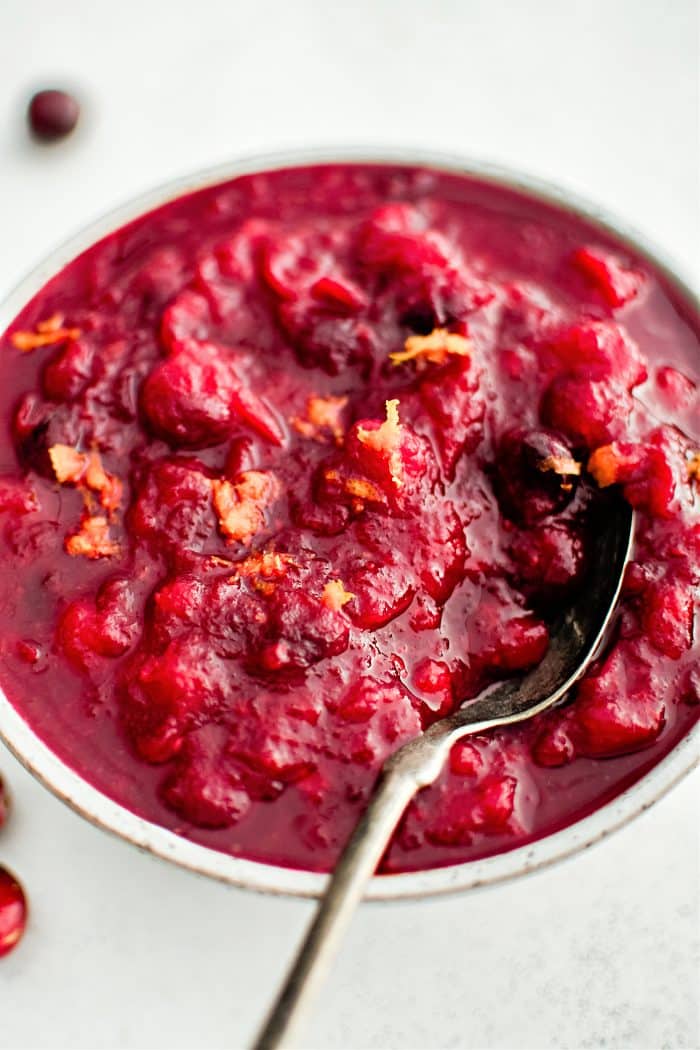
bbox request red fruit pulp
[0,164,697,874]
[0,867,27,957]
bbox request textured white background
[0,1,698,1048]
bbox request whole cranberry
[493,427,581,524]
[0,867,27,958]
[0,774,9,830]
[28,89,80,141]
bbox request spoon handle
[251,729,453,1050]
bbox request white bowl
[0,149,697,900]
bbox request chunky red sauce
[0,164,697,873]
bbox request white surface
[0,1,698,1047]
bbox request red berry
[571,246,643,308]
[411,659,453,719]
[546,321,647,389]
[449,740,483,776]
[532,716,576,767]
[640,575,694,660]
[574,643,666,757]
[508,523,585,606]
[160,290,211,353]
[542,374,628,449]
[0,867,27,958]
[42,338,95,402]
[493,427,580,524]
[28,89,80,141]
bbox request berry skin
[493,427,580,524]
[573,642,666,757]
[449,740,483,777]
[28,90,80,141]
[0,867,27,958]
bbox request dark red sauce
[0,164,697,873]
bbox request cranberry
[58,577,140,669]
[142,341,240,448]
[278,299,377,375]
[357,202,492,323]
[42,339,95,402]
[532,715,576,767]
[449,740,483,776]
[545,322,647,390]
[640,575,693,660]
[0,477,37,516]
[493,427,580,524]
[573,642,666,757]
[124,634,231,761]
[426,774,517,845]
[252,586,351,673]
[473,775,517,829]
[343,557,415,630]
[508,523,585,606]
[28,89,80,141]
[413,355,486,477]
[162,729,251,829]
[334,679,422,767]
[129,458,215,554]
[467,584,550,674]
[410,659,453,719]
[542,374,628,449]
[261,232,328,301]
[587,438,677,518]
[160,291,211,353]
[0,867,27,957]
[571,246,643,308]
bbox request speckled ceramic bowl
[0,149,697,899]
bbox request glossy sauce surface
[0,164,697,873]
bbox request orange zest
[207,554,235,568]
[343,477,384,502]
[587,445,623,488]
[389,328,471,367]
[357,399,404,488]
[538,453,582,492]
[321,579,355,611]
[322,467,385,513]
[212,470,278,545]
[48,444,123,513]
[291,395,348,443]
[84,451,123,513]
[65,516,120,559]
[235,551,296,578]
[538,454,582,477]
[11,313,81,353]
[48,444,87,484]
[231,550,296,595]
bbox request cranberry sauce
[0,165,697,874]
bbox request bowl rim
[0,146,697,902]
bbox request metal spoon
[253,496,634,1050]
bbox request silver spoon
[253,497,634,1050]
